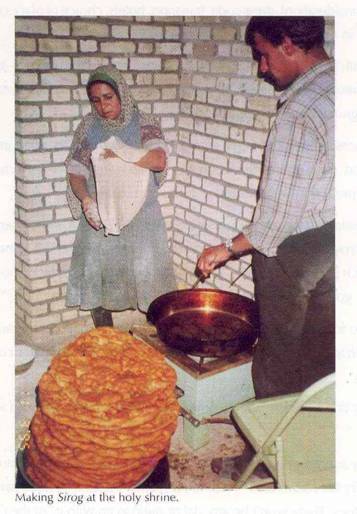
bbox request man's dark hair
[245,16,325,51]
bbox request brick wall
[15,16,334,348]
[173,16,334,295]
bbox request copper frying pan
[146,285,259,358]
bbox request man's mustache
[259,70,276,85]
[258,71,285,92]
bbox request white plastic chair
[231,373,335,488]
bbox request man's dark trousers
[251,220,335,399]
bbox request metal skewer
[191,276,202,289]
[192,262,252,289]
[230,263,252,287]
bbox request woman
[65,65,176,327]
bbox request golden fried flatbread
[24,327,180,488]
[42,417,171,461]
[39,373,175,429]
[47,328,176,413]
[31,409,167,468]
[44,412,178,450]
[26,436,159,488]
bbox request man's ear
[280,36,297,57]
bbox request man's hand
[197,244,232,278]
[197,234,254,278]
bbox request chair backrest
[266,374,335,446]
[294,373,335,410]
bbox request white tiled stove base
[171,358,255,449]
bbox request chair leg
[234,452,264,488]
[275,436,286,488]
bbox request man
[197,17,334,480]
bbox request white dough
[92,137,149,236]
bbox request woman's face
[88,82,121,120]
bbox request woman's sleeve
[65,118,92,176]
[67,159,91,180]
[139,112,170,186]
[65,118,92,219]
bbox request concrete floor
[168,413,247,488]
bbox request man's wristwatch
[224,238,235,255]
[224,238,242,258]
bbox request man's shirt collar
[279,58,334,104]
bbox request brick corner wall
[15,16,334,348]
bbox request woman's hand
[82,196,102,230]
[103,137,166,171]
[101,148,119,159]
[197,244,232,278]
[135,148,166,171]
[101,146,166,171]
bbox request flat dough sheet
[92,138,150,236]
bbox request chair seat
[232,394,298,449]
[232,375,335,488]
[232,395,298,478]
[284,466,335,489]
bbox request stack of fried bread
[24,327,180,488]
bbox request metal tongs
[192,262,252,289]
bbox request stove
[131,324,255,450]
